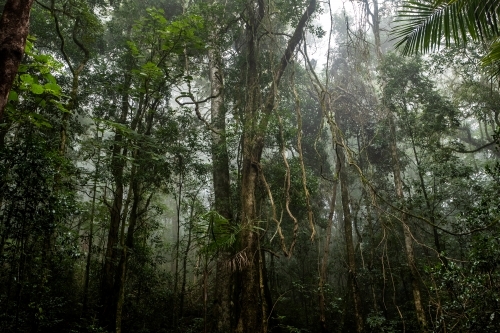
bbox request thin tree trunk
[172,157,183,328]
[49,1,90,155]
[388,113,428,331]
[203,252,209,333]
[179,197,195,317]
[114,100,156,331]
[82,125,101,318]
[337,145,364,333]
[0,0,34,119]
[319,155,340,332]
[115,178,141,333]
[363,191,380,313]
[409,132,445,261]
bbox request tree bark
[179,197,195,318]
[172,156,183,328]
[0,0,34,120]
[337,145,364,333]
[82,126,101,318]
[101,73,131,331]
[208,35,234,332]
[115,177,141,333]
[235,1,317,332]
[319,154,340,333]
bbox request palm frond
[481,37,500,76]
[392,0,500,56]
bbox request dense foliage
[0,0,499,332]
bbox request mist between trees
[0,0,499,332]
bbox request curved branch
[451,140,498,153]
[175,91,222,134]
[51,0,74,74]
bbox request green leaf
[126,41,140,56]
[8,91,18,102]
[20,74,34,84]
[24,38,34,54]
[44,82,62,95]
[44,73,57,84]
[29,112,52,128]
[30,84,44,95]
[34,54,51,63]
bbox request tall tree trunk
[234,1,265,331]
[366,0,428,329]
[172,157,182,328]
[179,196,195,318]
[114,96,156,332]
[319,154,340,333]
[208,36,234,332]
[337,145,364,333]
[235,1,317,332]
[101,134,125,331]
[115,177,141,333]
[101,73,131,331]
[0,0,34,119]
[82,126,101,318]
[388,113,428,331]
[236,145,264,333]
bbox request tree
[0,40,79,332]
[0,0,35,120]
[363,1,429,329]
[235,1,317,331]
